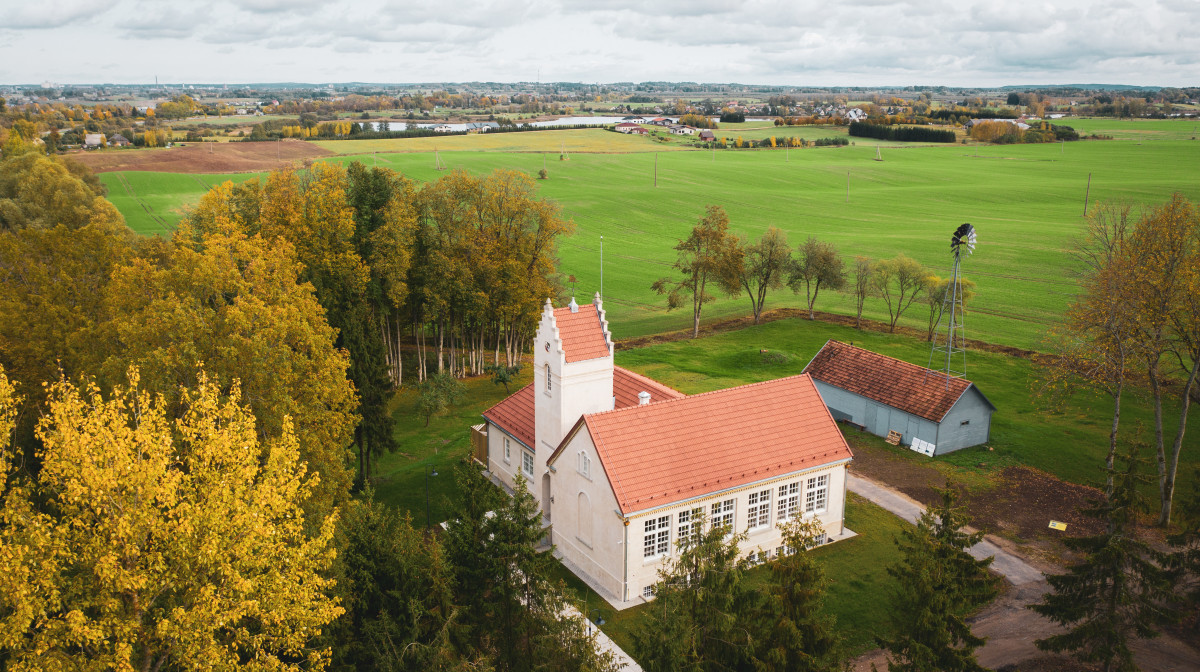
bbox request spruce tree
[754,518,845,672]
[327,491,476,671]
[633,514,760,672]
[444,460,617,672]
[878,485,995,672]
[1167,467,1200,633]
[1031,448,1177,672]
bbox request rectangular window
[578,451,590,478]
[811,532,827,547]
[643,515,670,559]
[677,507,703,549]
[642,585,656,599]
[503,437,511,464]
[777,481,800,522]
[805,474,828,515]
[747,489,771,530]
[711,498,735,534]
[522,451,535,478]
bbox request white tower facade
[532,294,615,509]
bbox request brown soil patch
[69,140,333,174]
[845,431,1105,565]
[615,307,1037,359]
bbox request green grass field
[99,119,1200,349]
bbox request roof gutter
[620,456,853,518]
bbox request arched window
[577,492,592,546]
[545,363,552,393]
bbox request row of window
[642,474,829,559]
[643,532,830,599]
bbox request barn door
[906,417,920,444]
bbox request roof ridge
[584,372,813,420]
[824,340,971,386]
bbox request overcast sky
[3,0,1197,88]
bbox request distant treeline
[927,108,1019,121]
[848,122,957,143]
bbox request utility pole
[600,235,604,300]
[845,171,850,203]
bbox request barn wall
[813,381,939,448]
[934,387,994,454]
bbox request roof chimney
[638,391,651,406]
[568,296,579,313]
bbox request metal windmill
[927,223,977,386]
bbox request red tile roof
[483,384,535,448]
[802,340,983,423]
[613,367,685,407]
[482,367,684,449]
[554,304,611,363]
[560,374,852,514]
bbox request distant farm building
[803,340,995,456]
[83,134,104,149]
[108,134,131,147]
[432,124,454,133]
[614,122,647,135]
[698,129,716,142]
[669,125,696,135]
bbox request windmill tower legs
[928,252,968,387]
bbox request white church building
[480,295,854,606]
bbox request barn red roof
[802,340,980,423]
[553,374,852,514]
[482,366,684,449]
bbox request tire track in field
[113,173,170,231]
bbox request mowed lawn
[99,119,1200,349]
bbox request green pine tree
[1031,447,1178,672]
[326,491,483,672]
[878,485,995,672]
[633,513,760,672]
[753,517,846,672]
[1167,467,1200,633]
[444,460,616,672]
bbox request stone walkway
[846,473,1045,586]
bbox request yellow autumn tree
[0,365,343,670]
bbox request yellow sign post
[1048,520,1068,531]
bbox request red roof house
[480,296,854,607]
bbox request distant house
[432,124,454,133]
[614,122,647,135]
[108,133,131,147]
[802,340,995,456]
[698,129,716,142]
[621,115,646,124]
[669,125,696,135]
[964,118,1031,132]
[466,122,500,133]
[649,117,672,126]
[844,108,867,122]
[83,133,104,149]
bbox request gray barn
[802,340,995,456]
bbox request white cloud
[1,0,1198,85]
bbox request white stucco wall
[487,424,535,496]
[550,430,628,600]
